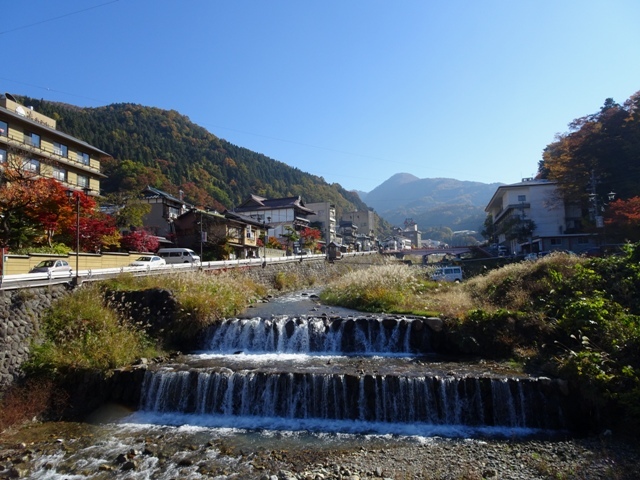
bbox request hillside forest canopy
[15,96,379,223]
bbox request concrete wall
[2,252,146,276]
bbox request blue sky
[2,1,639,193]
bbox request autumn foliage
[540,93,640,213]
[0,155,119,252]
[120,229,160,252]
[300,227,322,251]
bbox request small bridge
[384,246,495,260]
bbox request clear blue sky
[2,1,639,193]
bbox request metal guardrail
[0,252,374,291]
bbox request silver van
[157,248,201,265]
[430,266,463,282]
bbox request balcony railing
[0,133,103,176]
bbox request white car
[129,255,166,268]
[29,259,73,274]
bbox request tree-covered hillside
[538,92,640,205]
[19,96,374,221]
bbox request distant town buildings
[306,201,337,246]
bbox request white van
[430,266,463,282]
[157,248,201,265]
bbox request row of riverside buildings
[0,94,377,259]
[1,93,603,258]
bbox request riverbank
[1,420,638,479]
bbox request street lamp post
[192,208,205,266]
[259,215,270,268]
[66,187,90,286]
[589,190,616,247]
[199,210,204,263]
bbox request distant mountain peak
[385,172,420,185]
[363,173,503,232]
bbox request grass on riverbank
[103,270,267,336]
[25,270,268,377]
[319,263,459,315]
[25,285,160,375]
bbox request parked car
[157,248,201,265]
[129,255,166,268]
[29,259,72,274]
[524,252,539,261]
[430,266,463,282]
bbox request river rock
[424,316,443,332]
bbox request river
[1,290,638,479]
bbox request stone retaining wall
[0,285,70,389]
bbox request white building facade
[485,178,595,254]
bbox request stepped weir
[137,308,571,436]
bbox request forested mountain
[363,173,502,236]
[18,96,373,220]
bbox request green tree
[282,226,300,254]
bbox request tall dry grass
[463,252,583,312]
[103,270,266,326]
[320,264,435,313]
[320,252,586,319]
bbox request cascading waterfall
[204,316,428,354]
[138,314,570,435]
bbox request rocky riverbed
[1,420,639,479]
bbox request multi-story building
[341,209,376,238]
[485,178,595,254]
[402,220,422,248]
[338,219,358,250]
[173,208,264,260]
[140,186,191,239]
[0,93,108,196]
[305,201,337,246]
[341,209,377,251]
[233,194,316,244]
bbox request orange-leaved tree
[607,197,640,242]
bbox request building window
[23,159,40,173]
[77,151,90,165]
[577,236,589,245]
[53,142,68,157]
[518,195,526,202]
[550,238,562,246]
[0,120,7,137]
[77,174,89,188]
[167,206,180,219]
[53,166,67,182]
[0,148,5,163]
[25,132,41,148]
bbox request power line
[0,1,120,36]
[0,76,108,104]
